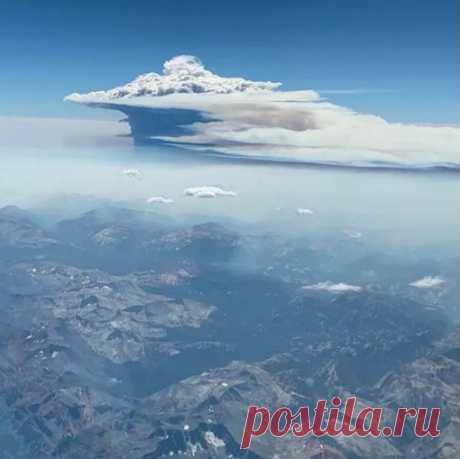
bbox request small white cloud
[343,230,362,239]
[409,276,445,288]
[184,186,236,198]
[122,169,142,179]
[146,196,174,204]
[297,207,314,215]
[302,281,362,293]
[193,190,217,198]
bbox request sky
[0,0,458,124]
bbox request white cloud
[65,56,460,169]
[302,281,362,293]
[184,186,236,198]
[65,55,280,102]
[122,169,142,179]
[297,207,314,215]
[409,276,445,288]
[343,230,362,239]
[146,196,173,204]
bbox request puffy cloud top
[65,55,281,102]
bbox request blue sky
[1,0,458,123]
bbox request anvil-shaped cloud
[66,55,460,169]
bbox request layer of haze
[1,117,459,250]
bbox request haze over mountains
[0,200,458,458]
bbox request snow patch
[204,431,225,448]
